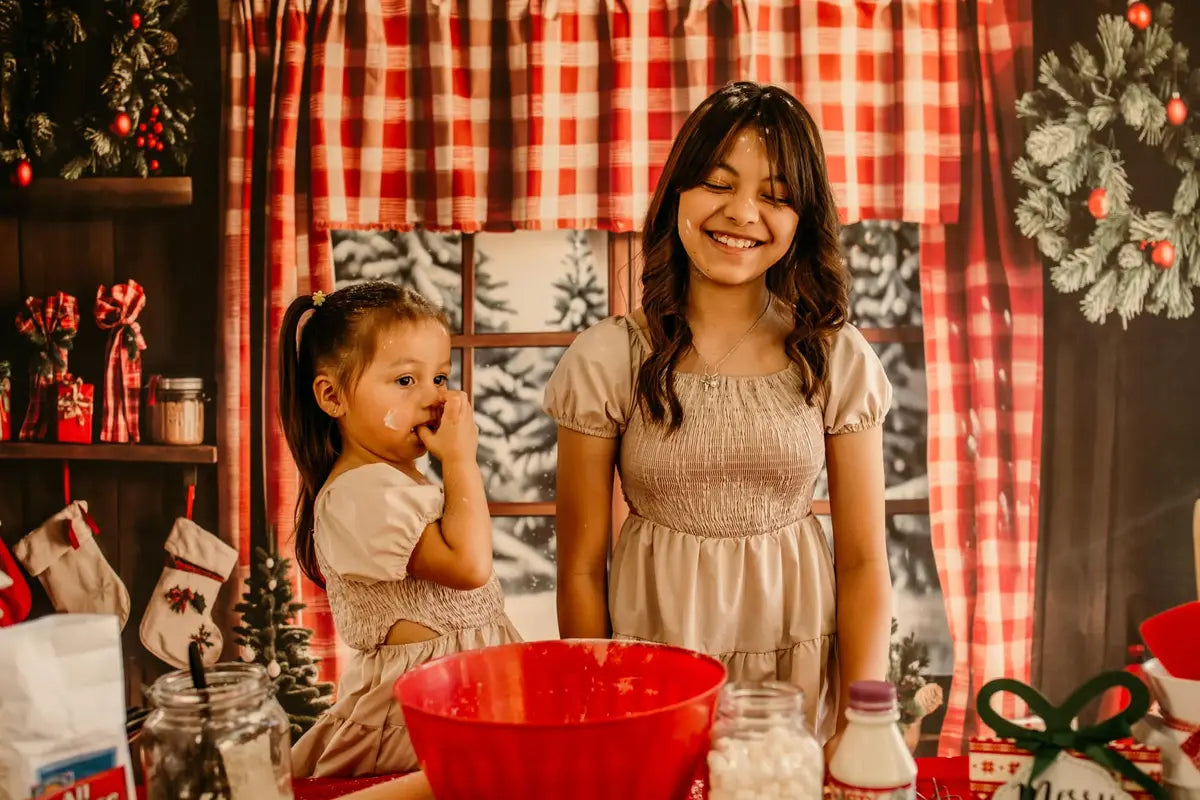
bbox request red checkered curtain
[309,0,742,232]
[732,0,960,225]
[220,0,339,683]
[919,0,1042,754]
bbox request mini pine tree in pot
[233,538,334,742]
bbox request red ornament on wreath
[131,12,142,29]
[1088,187,1110,219]
[1167,95,1188,126]
[1126,1,1151,30]
[13,160,32,187]
[1152,240,1176,269]
[110,112,133,137]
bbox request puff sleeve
[543,316,637,438]
[314,463,444,583]
[822,323,894,435]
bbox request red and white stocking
[0,528,32,627]
[140,517,238,668]
[13,501,130,627]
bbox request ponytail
[278,294,338,588]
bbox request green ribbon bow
[976,672,1166,800]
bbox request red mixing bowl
[393,639,727,799]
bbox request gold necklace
[692,297,773,390]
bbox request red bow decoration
[95,280,147,442]
[15,293,80,441]
[57,377,93,424]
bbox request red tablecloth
[283,756,970,800]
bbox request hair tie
[312,290,326,307]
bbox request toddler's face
[340,319,452,463]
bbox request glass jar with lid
[146,376,206,445]
[707,680,824,800]
[140,663,294,800]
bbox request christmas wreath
[1013,1,1200,324]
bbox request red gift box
[969,737,1163,800]
[56,377,94,444]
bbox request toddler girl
[279,281,520,777]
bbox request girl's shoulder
[320,462,434,500]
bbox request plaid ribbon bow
[15,293,80,441]
[95,280,147,442]
[57,377,93,424]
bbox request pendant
[701,374,720,390]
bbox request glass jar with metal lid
[146,376,206,445]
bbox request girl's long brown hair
[277,281,447,587]
[637,81,850,428]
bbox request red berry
[1152,240,1176,269]
[155,141,164,151]
[150,106,160,118]
[149,159,160,171]
[1126,2,1151,30]
[135,136,146,148]
[110,112,133,137]
[14,160,32,187]
[131,12,142,28]
[152,122,163,134]
[1167,96,1188,126]
[1087,187,1109,219]
[138,123,147,133]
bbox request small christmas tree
[61,0,194,178]
[233,540,333,742]
[0,0,85,183]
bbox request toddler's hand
[417,391,477,464]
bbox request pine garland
[1013,2,1200,325]
[60,0,194,178]
[0,0,86,175]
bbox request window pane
[813,340,928,500]
[474,230,609,333]
[494,516,558,642]
[330,228,466,333]
[473,347,565,502]
[841,220,921,328]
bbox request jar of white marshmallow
[706,681,824,800]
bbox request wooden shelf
[0,177,193,215]
[0,442,216,464]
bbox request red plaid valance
[310,0,961,233]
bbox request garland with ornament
[233,542,334,742]
[1012,1,1200,324]
[0,0,86,186]
[60,0,194,178]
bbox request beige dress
[543,316,892,743]
[291,463,521,778]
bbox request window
[332,228,629,641]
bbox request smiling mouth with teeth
[707,231,763,249]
